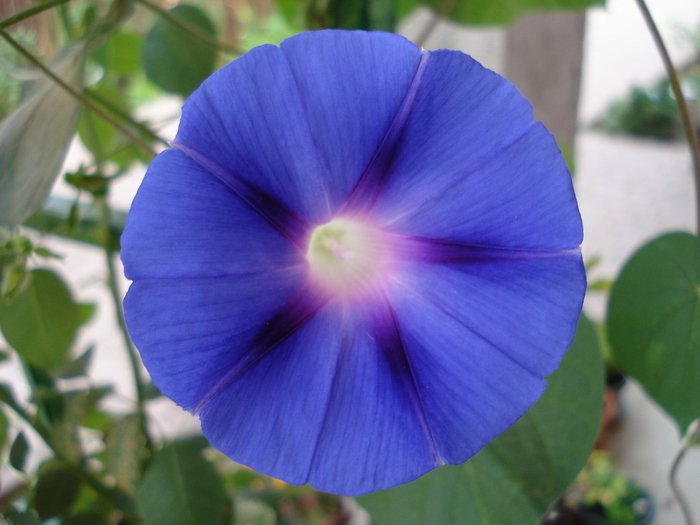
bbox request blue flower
[121,30,585,496]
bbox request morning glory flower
[121,30,585,496]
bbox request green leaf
[137,437,229,525]
[57,347,94,379]
[328,0,396,31]
[106,414,146,494]
[396,0,603,26]
[34,467,82,520]
[141,5,218,97]
[0,269,82,370]
[93,32,142,77]
[607,232,700,431]
[0,44,85,228]
[10,431,29,472]
[359,314,604,524]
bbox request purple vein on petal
[171,141,311,250]
[365,292,445,467]
[389,275,544,380]
[193,285,331,414]
[341,49,431,216]
[392,235,582,264]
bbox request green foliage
[359,314,604,524]
[0,269,92,371]
[141,4,218,97]
[9,431,29,472]
[0,43,84,228]
[607,232,700,432]
[600,80,679,140]
[575,450,649,523]
[137,437,230,525]
[33,466,82,520]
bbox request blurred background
[1,0,699,523]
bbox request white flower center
[307,218,387,296]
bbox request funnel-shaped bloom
[122,30,585,496]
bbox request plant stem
[84,87,170,148]
[669,445,694,525]
[1,388,142,521]
[96,196,154,463]
[134,0,240,54]
[415,0,457,48]
[0,28,157,158]
[0,0,73,30]
[635,0,700,235]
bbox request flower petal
[198,301,438,496]
[385,124,582,250]
[390,255,585,378]
[363,49,535,225]
[307,302,439,495]
[387,278,548,464]
[198,303,344,487]
[123,267,306,411]
[173,43,330,225]
[279,31,423,213]
[121,149,303,280]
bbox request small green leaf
[141,5,218,97]
[10,431,29,472]
[57,347,94,379]
[0,44,85,228]
[607,232,700,431]
[396,0,603,26]
[143,381,162,400]
[34,467,82,520]
[137,437,228,525]
[359,314,604,524]
[0,269,82,370]
[0,382,20,410]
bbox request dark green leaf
[141,5,218,97]
[0,269,82,370]
[143,381,162,400]
[0,383,20,410]
[137,437,228,525]
[0,44,84,228]
[57,347,94,379]
[359,314,604,524]
[10,431,29,472]
[328,0,396,31]
[34,467,82,520]
[396,0,603,26]
[607,232,700,431]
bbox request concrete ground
[576,130,700,525]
